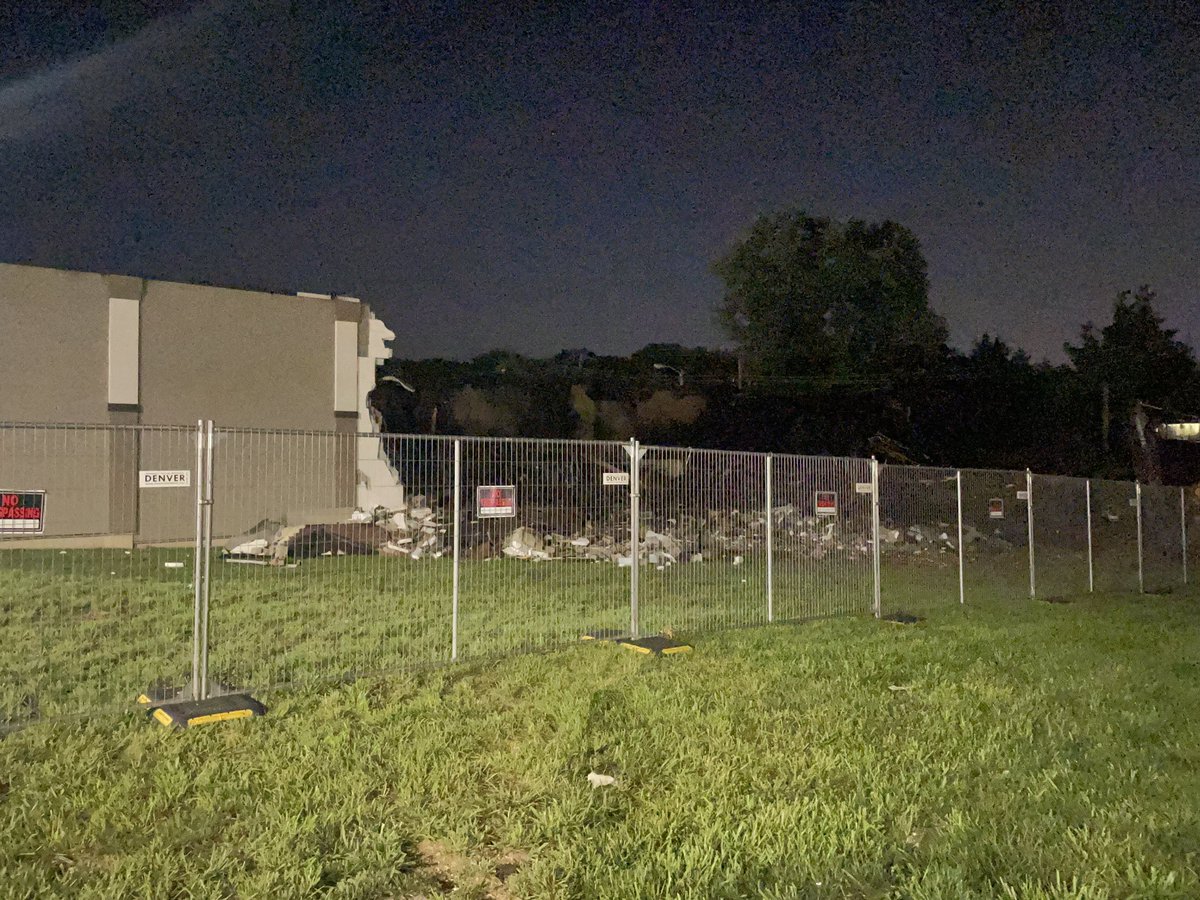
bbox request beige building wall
[0,264,111,424]
[138,280,338,430]
[0,262,395,546]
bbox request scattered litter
[163,562,184,569]
[586,772,617,788]
[887,684,914,692]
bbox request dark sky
[2,1,1198,361]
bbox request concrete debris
[223,494,1029,570]
[502,526,550,560]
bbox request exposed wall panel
[333,320,359,413]
[107,297,140,406]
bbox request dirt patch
[416,840,529,899]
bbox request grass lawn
[2,587,1198,898]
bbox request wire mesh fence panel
[770,455,873,621]
[456,437,632,657]
[1140,482,1185,594]
[1030,475,1091,599]
[878,465,960,616]
[959,468,1031,602]
[1090,479,1140,594]
[206,429,456,694]
[636,447,768,635]
[0,423,198,726]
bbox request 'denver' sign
[0,490,45,534]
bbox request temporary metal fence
[1,421,1195,728]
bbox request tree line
[374,209,1200,484]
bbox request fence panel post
[956,470,965,605]
[451,439,461,661]
[1086,479,1094,593]
[766,454,774,623]
[1026,468,1036,599]
[190,420,206,701]
[626,438,642,638]
[1136,480,1144,593]
[1181,486,1188,587]
[871,457,881,618]
[198,420,215,700]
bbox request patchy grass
[5,541,1162,724]
[2,590,1198,897]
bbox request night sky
[2,1,1198,362]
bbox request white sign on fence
[602,472,630,486]
[139,470,191,489]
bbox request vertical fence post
[627,438,641,638]
[191,420,206,702]
[870,457,881,618]
[765,454,774,623]
[1136,480,1144,594]
[956,470,965,605]
[1026,468,1036,599]
[1086,479,1094,593]
[451,439,461,661]
[1180,486,1188,587]
[199,420,215,700]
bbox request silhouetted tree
[1065,287,1198,414]
[714,211,949,380]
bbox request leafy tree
[714,211,949,380]
[1064,287,1200,477]
[1065,287,1198,413]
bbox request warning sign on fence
[0,490,45,534]
[988,498,1004,519]
[814,491,837,517]
[477,485,516,518]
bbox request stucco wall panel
[0,264,109,424]
[139,281,335,429]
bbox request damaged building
[0,261,399,545]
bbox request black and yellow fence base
[137,691,266,734]
[581,631,693,656]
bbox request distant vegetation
[374,212,1200,482]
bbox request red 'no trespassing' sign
[0,490,45,534]
[814,491,837,517]
[477,485,516,518]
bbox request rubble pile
[226,497,1027,568]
